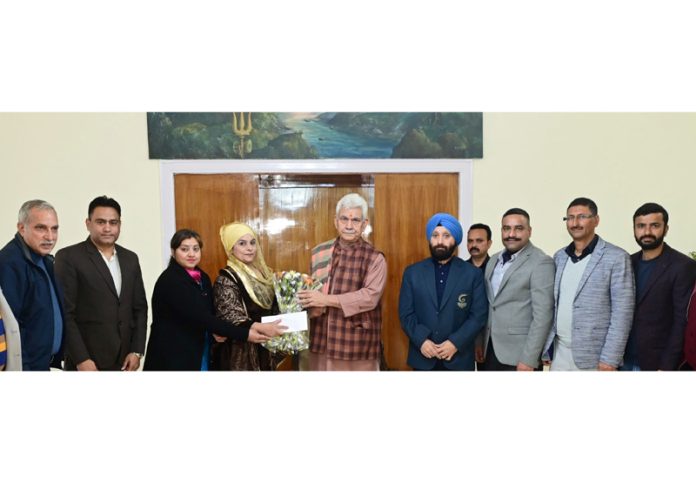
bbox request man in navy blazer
[399,213,488,371]
[0,200,65,370]
[622,202,696,370]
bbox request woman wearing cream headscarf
[211,222,283,371]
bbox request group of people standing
[1,193,695,372]
[0,193,385,371]
[400,197,696,371]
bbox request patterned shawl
[310,238,335,295]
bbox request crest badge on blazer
[457,293,469,309]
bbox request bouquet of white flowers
[261,270,322,354]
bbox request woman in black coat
[144,229,284,371]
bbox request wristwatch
[132,352,143,359]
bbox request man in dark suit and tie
[622,202,696,371]
[399,213,488,371]
[55,196,148,371]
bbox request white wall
[0,113,162,296]
[478,113,696,256]
[2,112,695,299]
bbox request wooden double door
[174,172,458,370]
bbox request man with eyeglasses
[543,197,635,371]
[55,196,148,371]
[0,199,64,370]
[298,193,386,371]
[622,203,696,371]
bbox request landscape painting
[147,112,483,159]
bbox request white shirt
[100,248,122,297]
[490,246,526,297]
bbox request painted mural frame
[147,112,482,160]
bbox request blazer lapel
[554,253,568,303]
[574,238,605,300]
[422,260,438,310]
[117,247,131,302]
[85,240,119,299]
[485,252,499,304]
[439,258,461,309]
[495,246,533,298]
[636,246,672,304]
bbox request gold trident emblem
[232,112,253,158]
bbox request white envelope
[261,311,308,333]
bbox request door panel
[173,174,294,368]
[257,175,373,276]
[374,174,459,370]
[174,173,259,279]
[173,172,458,371]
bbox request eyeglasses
[338,216,363,225]
[563,214,594,222]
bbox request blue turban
[426,213,463,245]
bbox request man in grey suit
[544,197,635,371]
[55,196,148,371]
[476,208,555,370]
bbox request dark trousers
[479,339,543,371]
[479,339,517,371]
[481,338,547,372]
[64,358,123,371]
[413,359,450,371]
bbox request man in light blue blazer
[544,197,635,370]
[399,213,488,371]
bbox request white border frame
[159,159,473,267]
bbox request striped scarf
[310,239,335,295]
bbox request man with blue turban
[398,212,488,370]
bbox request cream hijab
[219,222,275,309]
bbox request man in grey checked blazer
[544,197,635,370]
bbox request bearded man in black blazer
[55,196,148,371]
[622,202,696,371]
